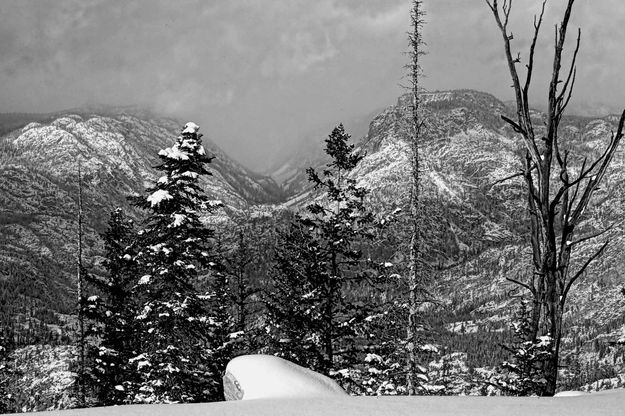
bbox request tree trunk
[406,0,426,396]
[76,161,86,405]
[487,0,624,395]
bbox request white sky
[0,0,623,171]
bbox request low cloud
[260,32,338,78]
[0,0,622,170]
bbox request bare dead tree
[406,0,430,396]
[486,0,625,396]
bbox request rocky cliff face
[352,90,625,371]
[278,89,625,375]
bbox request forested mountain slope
[0,109,283,344]
[1,90,623,392]
[292,89,625,377]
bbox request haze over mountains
[1,89,624,384]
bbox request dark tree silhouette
[486,0,625,395]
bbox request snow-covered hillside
[278,89,625,385]
[0,108,285,342]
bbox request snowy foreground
[25,390,625,416]
[18,355,625,415]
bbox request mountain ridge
[1,89,624,386]
[0,110,285,343]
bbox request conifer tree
[0,334,14,412]
[83,208,138,405]
[221,213,265,333]
[495,299,552,396]
[266,124,378,377]
[219,211,275,354]
[265,219,329,370]
[127,122,229,403]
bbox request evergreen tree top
[324,124,362,172]
[182,122,200,134]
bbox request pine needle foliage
[265,124,378,376]
[83,208,138,405]
[126,123,229,403]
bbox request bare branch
[486,0,542,168]
[490,161,539,188]
[562,240,609,303]
[501,114,526,134]
[547,0,576,144]
[523,0,546,117]
[492,171,524,187]
[570,110,625,226]
[568,220,623,248]
[556,28,581,116]
[559,67,577,116]
[553,129,620,218]
[506,276,536,296]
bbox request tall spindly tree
[486,0,625,395]
[0,333,15,412]
[406,0,431,396]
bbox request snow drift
[223,354,347,400]
[27,389,625,416]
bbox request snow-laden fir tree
[265,219,329,370]
[0,334,15,412]
[83,208,138,405]
[219,211,276,354]
[127,122,229,403]
[265,124,380,380]
[495,299,552,396]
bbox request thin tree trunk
[77,161,85,405]
[407,0,426,396]
[486,0,624,395]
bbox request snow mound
[554,390,590,397]
[223,355,347,400]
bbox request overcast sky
[1,0,623,171]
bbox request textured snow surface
[147,189,173,206]
[182,122,200,134]
[225,355,347,400]
[32,389,625,416]
[158,146,189,160]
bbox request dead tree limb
[487,0,624,396]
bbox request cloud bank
[0,0,622,170]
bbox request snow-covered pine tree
[0,333,15,412]
[264,219,330,371]
[495,299,552,396]
[219,211,275,353]
[265,124,379,379]
[83,208,138,405]
[127,122,229,403]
